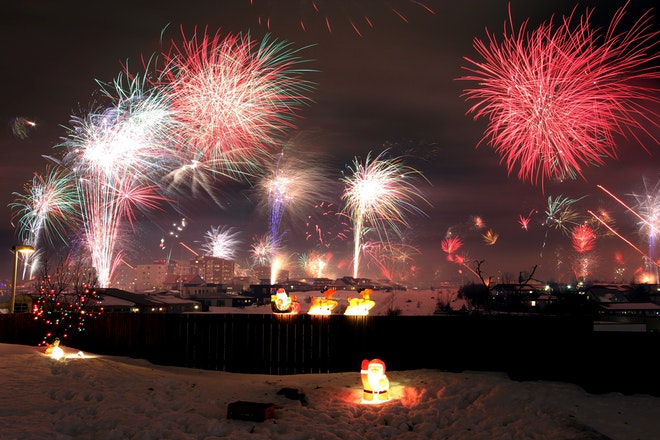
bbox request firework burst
[571,224,596,253]
[10,165,80,277]
[158,28,316,184]
[460,3,660,187]
[341,150,428,278]
[10,116,37,139]
[441,236,463,256]
[258,147,333,257]
[250,233,277,267]
[10,165,79,248]
[58,71,171,287]
[200,225,242,260]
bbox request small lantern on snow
[44,338,64,360]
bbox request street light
[10,245,35,314]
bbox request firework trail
[249,0,435,36]
[58,72,172,287]
[258,147,333,261]
[460,3,660,188]
[600,181,660,280]
[588,210,659,271]
[362,240,420,281]
[10,117,37,139]
[157,28,316,187]
[341,150,428,278]
[9,165,80,278]
[200,225,242,260]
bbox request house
[92,288,200,313]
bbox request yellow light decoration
[271,288,300,314]
[308,287,338,315]
[344,288,375,316]
[44,338,64,360]
[360,358,390,403]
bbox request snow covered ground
[2,342,660,440]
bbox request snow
[2,341,660,439]
[3,289,660,439]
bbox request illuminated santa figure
[271,287,300,314]
[360,358,390,403]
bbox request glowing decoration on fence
[345,288,375,316]
[308,287,338,315]
[361,358,390,403]
[271,287,300,314]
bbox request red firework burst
[158,27,315,180]
[571,224,596,253]
[441,236,462,254]
[460,3,660,188]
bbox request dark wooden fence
[1,313,658,396]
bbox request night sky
[1,0,658,285]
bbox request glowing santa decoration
[307,287,338,315]
[344,288,375,316]
[360,358,390,403]
[271,287,300,314]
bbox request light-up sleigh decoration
[271,288,301,314]
[361,358,390,403]
[307,287,338,315]
[344,288,375,316]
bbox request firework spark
[305,201,351,249]
[460,3,660,187]
[250,0,435,36]
[341,150,428,279]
